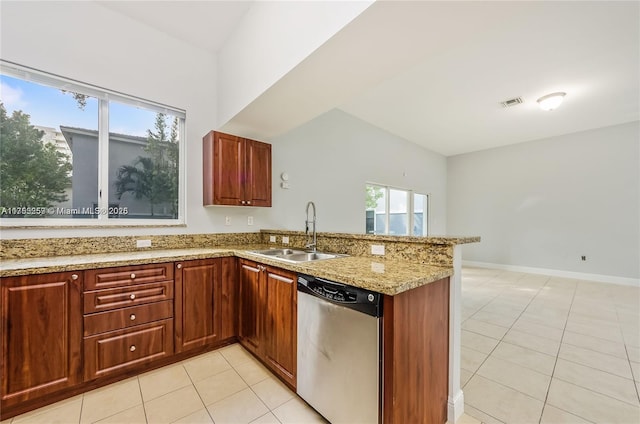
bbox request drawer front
[84,300,173,336]
[84,319,174,381]
[84,281,174,314]
[85,263,174,291]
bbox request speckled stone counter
[0,245,452,296]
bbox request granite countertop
[0,245,453,296]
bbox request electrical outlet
[581,255,587,261]
[225,216,231,226]
[136,239,152,248]
[371,244,385,255]
[269,235,277,243]
[248,216,254,225]
[282,236,289,244]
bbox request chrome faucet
[305,201,317,251]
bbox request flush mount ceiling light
[537,92,566,111]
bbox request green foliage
[114,113,179,217]
[0,102,72,216]
[366,185,384,210]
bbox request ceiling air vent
[500,97,524,108]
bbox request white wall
[217,0,372,127]
[0,1,271,239]
[265,109,447,235]
[447,121,640,280]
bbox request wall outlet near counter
[270,235,277,243]
[248,216,254,225]
[136,239,152,248]
[282,236,290,244]
[225,216,231,226]
[371,244,385,255]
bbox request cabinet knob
[247,201,251,205]
[130,294,136,300]
[71,274,79,280]
[177,264,182,269]
[130,273,136,279]
[130,314,136,321]
[241,200,246,205]
[129,345,136,352]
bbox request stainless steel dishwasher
[297,273,382,424]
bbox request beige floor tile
[565,321,625,343]
[183,351,232,382]
[271,397,327,424]
[171,408,213,424]
[251,377,295,410]
[234,358,271,385]
[94,405,146,424]
[503,328,560,356]
[491,342,556,375]
[207,388,268,424]
[81,377,142,424]
[558,344,634,379]
[144,385,205,424]
[461,330,500,354]
[464,375,544,423]
[462,319,508,340]
[622,327,640,347]
[461,347,488,373]
[249,412,281,424]
[461,368,473,388]
[453,413,483,424]
[512,318,564,341]
[139,364,193,402]
[194,368,248,406]
[627,345,640,363]
[462,404,504,424]
[518,311,567,330]
[554,358,639,406]
[12,396,82,424]
[472,310,519,328]
[476,356,551,401]
[219,343,255,368]
[631,361,640,382]
[562,330,628,359]
[540,405,592,423]
[547,378,640,424]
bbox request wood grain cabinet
[1,272,83,408]
[203,131,272,207]
[238,259,296,389]
[82,263,175,381]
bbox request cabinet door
[175,259,221,353]
[1,272,82,406]
[238,260,263,354]
[264,267,297,388]
[203,131,243,206]
[220,257,238,341]
[244,139,272,207]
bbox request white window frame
[365,183,429,236]
[0,61,186,227]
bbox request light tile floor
[7,266,637,423]
[461,267,640,424]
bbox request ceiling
[97,1,639,157]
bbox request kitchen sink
[249,248,347,263]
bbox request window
[0,62,185,225]
[365,184,428,236]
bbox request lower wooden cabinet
[1,272,83,408]
[238,259,297,389]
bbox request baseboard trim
[447,389,465,424]
[462,261,640,287]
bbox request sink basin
[249,249,347,263]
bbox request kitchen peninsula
[0,230,479,423]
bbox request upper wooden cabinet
[1,272,83,408]
[203,131,272,207]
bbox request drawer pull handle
[130,314,136,321]
[130,345,136,352]
[130,273,136,279]
[130,294,136,300]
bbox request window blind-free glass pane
[0,74,98,218]
[366,184,387,234]
[389,188,408,235]
[109,101,179,219]
[413,193,428,236]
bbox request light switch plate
[371,244,385,255]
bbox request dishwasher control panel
[297,274,382,317]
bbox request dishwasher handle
[297,274,382,317]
